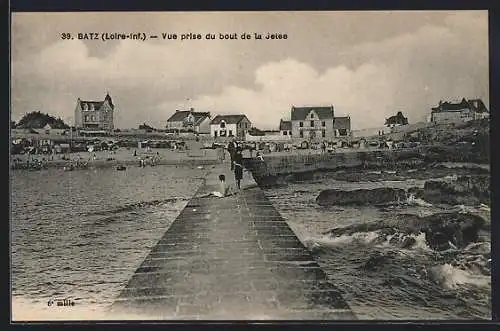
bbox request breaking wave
[84,197,189,217]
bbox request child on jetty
[197,174,232,198]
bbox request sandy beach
[10,147,222,169]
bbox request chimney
[175,109,179,112]
[190,107,194,112]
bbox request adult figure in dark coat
[233,147,244,190]
[227,138,237,170]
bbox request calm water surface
[11,166,205,319]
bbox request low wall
[242,144,489,187]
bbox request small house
[210,114,252,140]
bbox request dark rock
[422,212,485,251]
[419,175,490,206]
[400,236,416,249]
[316,187,407,206]
[324,212,485,252]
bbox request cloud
[160,11,488,130]
[11,11,488,130]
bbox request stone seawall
[243,145,489,187]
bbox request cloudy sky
[11,11,488,130]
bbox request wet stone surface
[109,165,356,320]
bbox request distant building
[385,111,409,128]
[210,114,251,140]
[430,98,489,124]
[279,120,292,137]
[290,105,335,140]
[246,130,290,142]
[166,108,211,133]
[333,116,352,137]
[33,123,68,136]
[74,92,115,132]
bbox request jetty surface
[109,161,355,320]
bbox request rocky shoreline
[316,174,490,208]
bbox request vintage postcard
[10,10,490,321]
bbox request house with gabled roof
[385,111,409,128]
[279,119,292,137]
[430,98,489,124]
[333,116,352,137]
[74,92,115,132]
[290,105,335,140]
[210,114,251,140]
[166,108,211,133]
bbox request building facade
[290,105,335,140]
[385,111,409,128]
[166,109,211,133]
[333,116,352,137]
[279,120,292,137]
[430,98,489,124]
[74,92,115,131]
[210,115,251,140]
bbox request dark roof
[78,93,115,110]
[279,120,292,131]
[333,116,351,130]
[167,110,211,122]
[385,111,408,125]
[291,105,334,121]
[467,99,489,113]
[431,98,489,113]
[104,93,114,109]
[210,114,249,125]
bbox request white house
[210,114,251,140]
[290,105,335,141]
[430,98,489,124]
[166,108,211,133]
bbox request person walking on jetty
[233,147,244,190]
[227,138,237,170]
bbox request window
[214,131,218,137]
[220,130,227,137]
[229,130,233,136]
[322,130,326,138]
[310,120,314,127]
[283,131,288,136]
[220,121,226,129]
[299,130,304,138]
[289,131,292,135]
[85,115,89,121]
[310,113,314,119]
[334,130,338,137]
[322,121,326,127]
[299,122,303,127]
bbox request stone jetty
[109,163,355,320]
